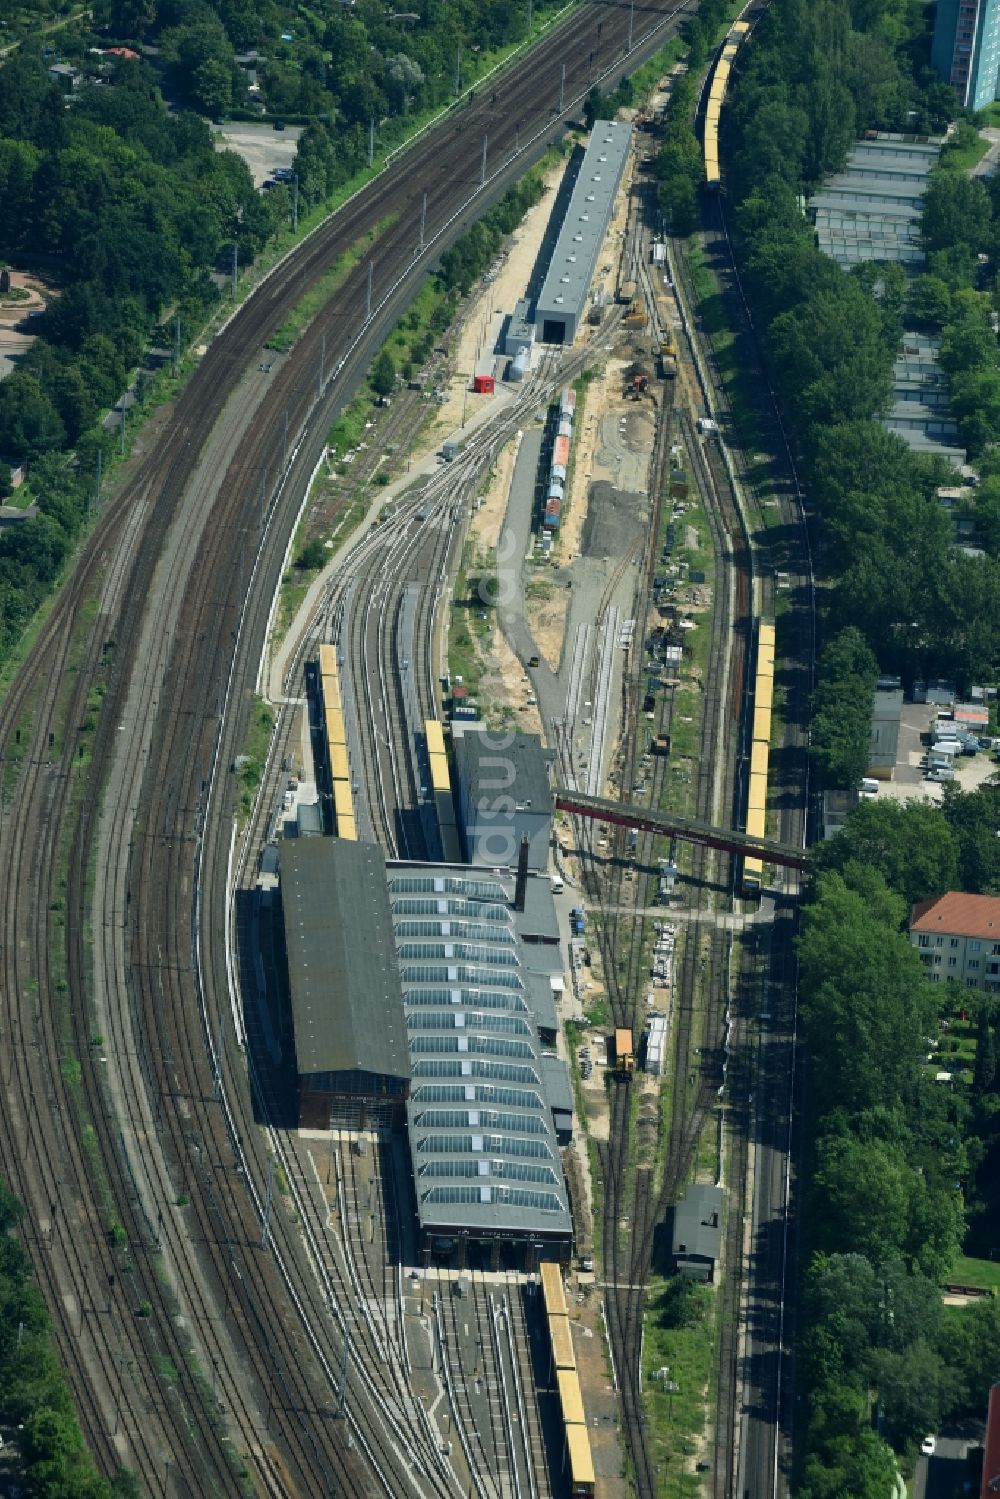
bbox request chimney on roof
[514,836,530,912]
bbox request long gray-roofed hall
[534,119,632,344]
[281,839,410,1129]
[279,838,574,1269]
[390,859,573,1268]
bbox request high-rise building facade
[932,0,1000,110]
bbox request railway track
[554,175,756,1498]
[0,5,721,1492]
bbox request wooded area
[699,0,1000,785]
[799,791,1000,1494]
[0,0,561,671]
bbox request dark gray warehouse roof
[454,731,553,816]
[281,840,409,1080]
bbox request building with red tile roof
[910,892,1000,993]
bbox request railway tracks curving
[0,4,731,1492]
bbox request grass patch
[940,134,991,172]
[234,697,275,825]
[448,543,495,699]
[948,1254,1000,1290]
[644,1275,719,1494]
[683,240,770,470]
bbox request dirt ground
[526,571,573,672]
[428,158,567,444]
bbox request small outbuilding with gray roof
[672,1183,723,1281]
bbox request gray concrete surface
[912,1425,982,1499]
[211,121,303,188]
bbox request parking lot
[210,121,302,189]
[875,701,997,805]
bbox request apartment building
[910,891,1000,991]
[932,0,1000,110]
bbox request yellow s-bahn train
[743,617,774,896]
[316,644,356,839]
[540,1262,595,1497]
[704,18,750,187]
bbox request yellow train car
[540,1261,567,1320]
[749,738,770,784]
[429,754,450,794]
[337,813,357,842]
[328,701,347,749]
[566,1424,596,1498]
[425,719,446,758]
[753,703,772,748]
[557,1367,585,1426]
[703,21,749,187]
[317,642,337,680]
[330,743,350,784]
[743,616,775,896]
[549,1314,576,1373]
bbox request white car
[920,1435,936,1457]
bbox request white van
[550,875,565,894]
[926,765,955,782]
[860,778,879,795]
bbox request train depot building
[279,838,575,1269]
[533,119,632,344]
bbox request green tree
[974,1009,997,1098]
[941,782,1000,893]
[811,1132,913,1263]
[922,172,992,256]
[810,626,878,787]
[0,373,65,459]
[371,350,396,398]
[908,273,952,327]
[812,799,960,908]
[871,1340,952,1448]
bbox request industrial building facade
[534,119,632,344]
[932,0,1000,109]
[280,839,574,1268]
[282,840,410,1130]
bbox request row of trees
[704,1,1000,1488]
[0,52,278,469]
[92,0,560,127]
[711,0,1000,722]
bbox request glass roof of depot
[387,865,573,1239]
